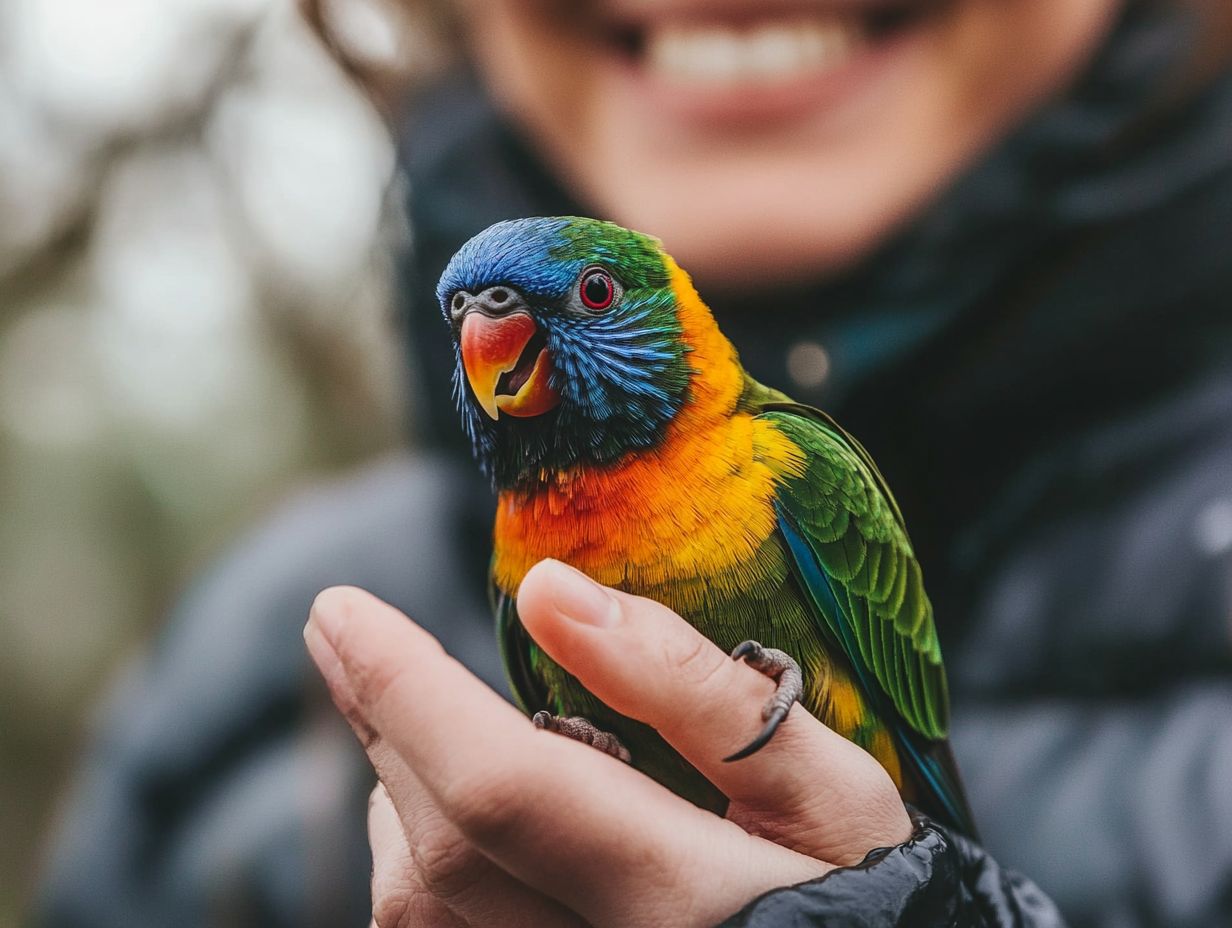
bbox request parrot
[438,215,977,837]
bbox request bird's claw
[533,711,632,764]
[723,640,803,762]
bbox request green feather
[759,404,949,741]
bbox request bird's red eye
[579,268,615,311]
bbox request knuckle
[409,817,488,902]
[371,892,413,928]
[439,771,530,848]
[372,887,440,928]
[665,631,729,690]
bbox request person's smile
[566,0,952,129]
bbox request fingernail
[310,587,349,645]
[304,620,345,694]
[546,560,621,628]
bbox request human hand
[304,559,912,928]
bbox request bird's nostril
[451,293,466,314]
[490,288,509,304]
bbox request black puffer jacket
[38,3,1232,926]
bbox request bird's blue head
[438,216,695,488]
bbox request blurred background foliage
[0,0,428,921]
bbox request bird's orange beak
[460,311,559,420]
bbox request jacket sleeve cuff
[716,811,1067,928]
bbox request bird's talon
[724,640,804,762]
[730,640,758,662]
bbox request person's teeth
[645,18,864,85]
[746,26,809,78]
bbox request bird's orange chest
[490,412,803,601]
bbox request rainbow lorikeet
[439,216,977,836]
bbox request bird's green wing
[757,400,976,834]
[761,402,946,738]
